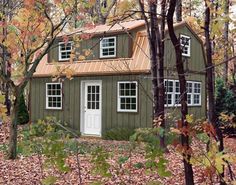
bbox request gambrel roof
[59,20,145,37]
[33,31,150,77]
[33,21,204,77]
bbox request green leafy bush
[102,127,135,141]
[130,128,173,177]
[215,78,236,135]
[17,93,29,125]
[18,117,75,184]
[215,78,236,115]
[91,146,111,177]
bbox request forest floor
[0,122,235,185]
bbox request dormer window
[100,36,116,58]
[180,35,191,57]
[59,41,72,61]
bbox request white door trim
[80,80,102,136]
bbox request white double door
[81,81,102,136]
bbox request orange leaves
[62,35,69,44]
[79,33,93,40]
[176,119,182,129]
[88,0,96,6]
[203,166,216,179]
[202,121,217,138]
[171,120,192,137]
[175,144,193,156]
[52,65,75,81]
[53,0,62,4]
[23,0,35,7]
[153,115,164,127]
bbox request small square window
[59,42,72,61]
[100,37,116,58]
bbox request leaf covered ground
[0,122,235,185]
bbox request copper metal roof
[60,20,146,37]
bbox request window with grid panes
[87,85,100,110]
[193,82,201,105]
[174,81,181,105]
[59,42,72,61]
[164,80,201,107]
[100,37,116,58]
[187,82,193,105]
[164,80,174,106]
[180,35,191,57]
[117,81,137,112]
[46,83,62,109]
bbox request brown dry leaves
[0,123,235,185]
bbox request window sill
[99,55,117,59]
[165,103,201,107]
[45,108,62,110]
[117,110,138,113]
[58,59,70,62]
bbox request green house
[30,20,206,136]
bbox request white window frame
[117,81,138,112]
[180,34,191,57]
[193,82,201,106]
[186,81,201,106]
[187,82,193,105]
[46,83,62,110]
[174,81,181,106]
[165,80,201,107]
[100,36,116,58]
[164,79,175,107]
[58,41,73,61]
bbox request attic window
[100,36,116,58]
[59,42,72,61]
[180,35,191,57]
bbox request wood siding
[30,73,206,134]
[164,26,205,72]
[30,75,154,133]
[48,33,138,62]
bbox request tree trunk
[167,0,194,184]
[144,0,159,118]
[138,0,166,148]
[223,0,229,84]
[1,0,12,116]
[8,90,21,159]
[204,2,225,184]
[158,0,166,148]
[176,0,182,22]
[232,45,236,84]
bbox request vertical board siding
[48,40,59,63]
[49,34,133,62]
[31,72,205,134]
[74,78,80,130]
[164,27,205,72]
[31,74,153,134]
